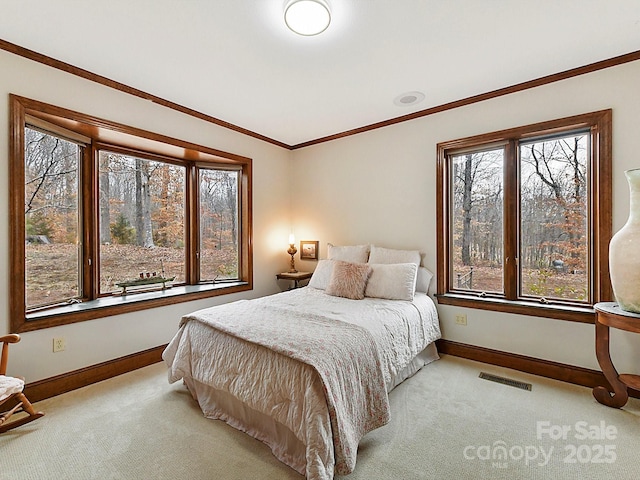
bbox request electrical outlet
[455,314,467,326]
[53,337,65,353]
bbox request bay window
[10,95,252,332]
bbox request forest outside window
[97,150,188,295]
[10,95,252,332]
[436,110,612,323]
[24,126,83,310]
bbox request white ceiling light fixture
[393,91,425,107]
[284,0,331,36]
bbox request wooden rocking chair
[0,334,44,433]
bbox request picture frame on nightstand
[300,240,319,260]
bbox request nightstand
[276,271,312,289]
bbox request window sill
[435,293,596,324]
[22,281,250,332]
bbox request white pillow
[327,243,370,263]
[415,267,434,294]
[368,245,421,266]
[365,263,418,301]
[308,259,335,290]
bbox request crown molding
[2,38,640,151]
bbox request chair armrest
[1,334,20,375]
[0,335,20,344]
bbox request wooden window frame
[436,110,612,323]
[10,95,253,333]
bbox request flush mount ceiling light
[285,0,331,36]
[393,91,426,107]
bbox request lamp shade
[284,0,331,36]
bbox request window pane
[519,133,589,302]
[451,149,504,293]
[24,127,81,308]
[199,168,239,281]
[99,152,186,294]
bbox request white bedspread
[256,288,441,390]
[163,287,441,479]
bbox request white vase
[609,168,640,313]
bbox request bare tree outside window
[199,168,239,281]
[520,133,589,301]
[24,127,81,308]
[98,152,186,294]
[449,135,589,301]
[451,149,504,293]
[437,110,611,322]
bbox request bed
[163,246,441,480]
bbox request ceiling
[1,0,640,147]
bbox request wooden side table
[593,302,640,408]
[276,271,312,289]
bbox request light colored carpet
[1,354,638,479]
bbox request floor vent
[479,372,532,391]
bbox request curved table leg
[592,321,629,408]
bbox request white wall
[291,60,640,373]
[0,50,293,382]
[4,48,639,384]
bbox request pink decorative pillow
[325,260,372,300]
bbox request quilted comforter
[163,287,440,479]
